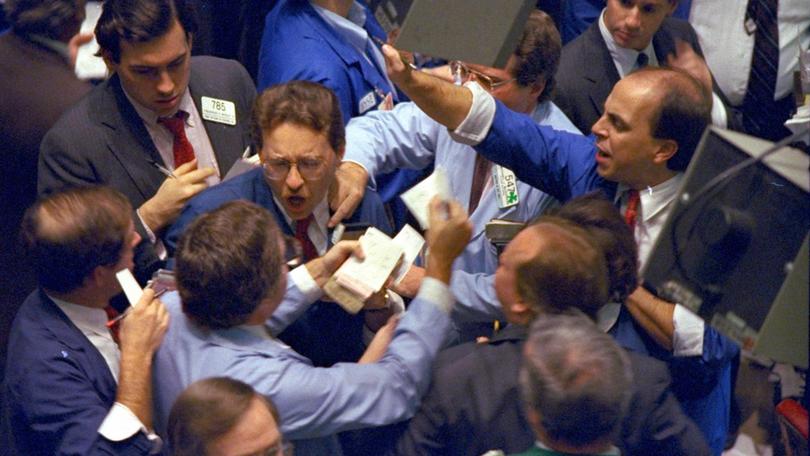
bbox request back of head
[513,9,562,103]
[550,192,639,303]
[632,67,711,173]
[168,377,280,456]
[175,200,283,329]
[95,0,197,62]
[252,80,345,153]
[516,219,609,319]
[4,0,85,41]
[521,313,633,450]
[20,186,132,293]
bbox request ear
[101,50,117,74]
[187,33,194,51]
[652,139,678,166]
[335,145,346,161]
[528,79,546,101]
[509,299,536,326]
[666,0,679,15]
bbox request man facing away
[153,198,473,454]
[4,186,169,455]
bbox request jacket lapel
[93,75,166,201]
[583,23,621,120]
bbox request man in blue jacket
[166,81,392,367]
[381,45,738,454]
[4,186,168,455]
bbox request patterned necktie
[742,0,783,138]
[469,153,492,214]
[294,215,318,262]
[624,189,641,230]
[157,110,195,168]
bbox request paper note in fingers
[324,227,404,314]
[400,168,451,229]
[391,224,425,284]
[116,269,143,306]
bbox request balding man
[381,48,738,453]
[4,187,168,455]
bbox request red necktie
[158,111,195,167]
[294,215,318,262]
[469,153,492,213]
[624,189,641,230]
[103,305,121,346]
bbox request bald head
[624,67,711,171]
[508,219,609,320]
[21,186,132,293]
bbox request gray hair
[520,312,633,448]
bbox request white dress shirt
[597,9,728,128]
[50,296,155,444]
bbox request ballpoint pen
[149,159,177,179]
[369,35,418,71]
[106,288,168,328]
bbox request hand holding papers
[324,225,426,314]
[401,168,452,229]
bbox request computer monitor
[642,127,809,355]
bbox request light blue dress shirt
[344,100,581,324]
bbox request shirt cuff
[415,277,454,314]
[98,402,162,453]
[448,81,496,146]
[710,92,728,128]
[672,304,705,357]
[289,264,323,302]
[135,209,167,260]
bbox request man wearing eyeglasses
[165,81,393,367]
[331,10,581,341]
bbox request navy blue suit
[165,167,393,366]
[3,290,154,455]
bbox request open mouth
[286,196,307,210]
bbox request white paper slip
[391,224,426,284]
[116,269,143,306]
[400,168,452,229]
[74,2,107,80]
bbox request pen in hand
[106,288,168,328]
[149,160,177,179]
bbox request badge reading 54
[201,96,237,125]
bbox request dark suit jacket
[3,289,154,455]
[38,56,256,284]
[164,167,394,366]
[553,17,719,134]
[0,32,91,392]
[393,324,711,456]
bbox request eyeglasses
[283,235,303,268]
[450,61,516,92]
[262,157,327,181]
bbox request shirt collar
[598,9,655,78]
[535,440,621,455]
[310,1,369,56]
[48,294,110,336]
[123,86,195,128]
[618,173,683,223]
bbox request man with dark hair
[0,0,92,389]
[166,80,392,366]
[168,377,287,456]
[4,186,169,455]
[394,199,709,455]
[382,50,737,453]
[38,0,256,284]
[552,0,730,135]
[332,11,580,339]
[516,313,633,456]
[153,198,473,453]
